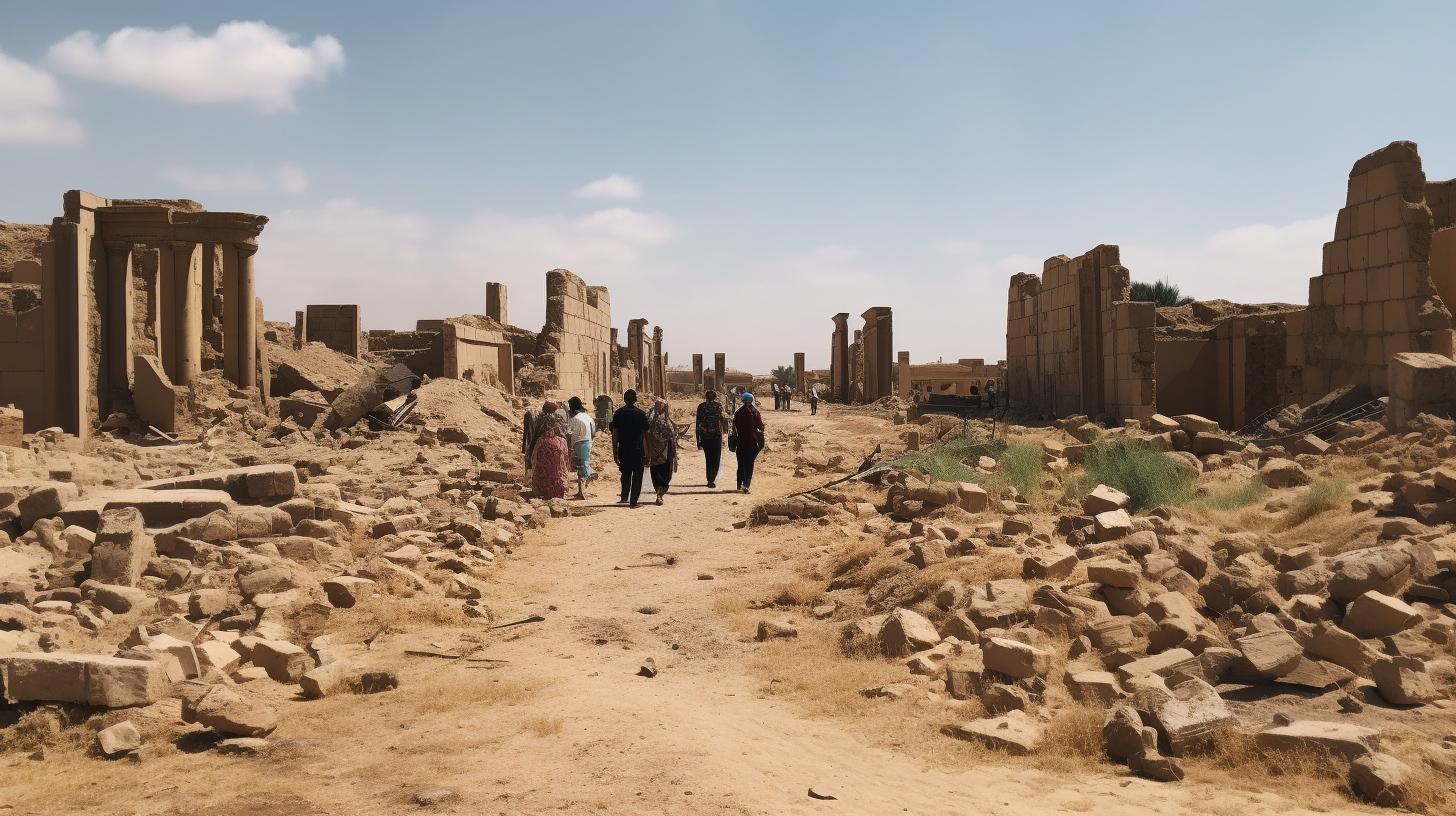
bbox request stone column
[236,244,258,389]
[294,310,306,350]
[170,242,202,386]
[486,282,507,324]
[221,244,240,385]
[103,242,133,394]
[794,352,806,395]
[850,330,862,403]
[652,326,664,395]
[897,351,911,401]
[692,354,704,393]
[831,313,849,403]
[714,354,725,394]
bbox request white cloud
[934,238,982,257]
[572,173,643,200]
[0,49,82,145]
[256,199,675,330]
[48,21,344,112]
[1122,214,1334,305]
[163,164,309,194]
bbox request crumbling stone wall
[1006,245,1155,420]
[303,305,361,357]
[542,269,613,398]
[1287,141,1455,403]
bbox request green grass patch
[887,436,1001,484]
[1065,437,1195,512]
[1283,477,1347,527]
[1190,479,1269,511]
[995,442,1045,498]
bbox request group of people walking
[522,388,768,508]
[770,383,820,415]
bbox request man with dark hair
[695,390,727,489]
[610,389,650,508]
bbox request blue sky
[4,2,1456,373]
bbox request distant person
[521,405,540,476]
[809,389,818,416]
[528,401,569,500]
[645,399,679,505]
[567,396,596,500]
[731,392,766,494]
[593,394,614,429]
[784,386,792,411]
[695,390,727,489]
[610,389,650,508]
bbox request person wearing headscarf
[645,398,678,505]
[610,389,650,508]
[567,396,596,500]
[529,400,570,500]
[731,391,766,493]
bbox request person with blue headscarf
[730,391,766,493]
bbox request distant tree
[1130,278,1194,307]
[770,366,795,387]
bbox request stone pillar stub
[692,354,704,393]
[714,353,725,394]
[794,352,806,395]
[486,281,507,325]
[897,350,911,401]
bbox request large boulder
[1,652,170,707]
[182,685,278,737]
[1350,753,1414,808]
[1342,591,1422,638]
[1327,546,1412,603]
[981,637,1051,679]
[1144,679,1235,756]
[1256,721,1379,760]
[1258,458,1311,488]
[877,608,941,658]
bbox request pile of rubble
[760,411,1455,809]
[0,335,572,760]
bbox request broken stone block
[146,633,200,678]
[1145,679,1235,756]
[878,608,941,657]
[189,589,228,618]
[1328,546,1412,603]
[1001,518,1032,536]
[322,576,375,608]
[1350,752,1414,808]
[1093,509,1133,542]
[755,620,798,641]
[80,580,149,614]
[196,640,242,675]
[981,682,1030,713]
[1086,556,1140,588]
[908,539,947,569]
[1371,656,1438,705]
[1292,434,1331,456]
[1255,721,1379,760]
[18,482,78,529]
[956,482,988,513]
[1,652,170,707]
[1258,458,1311,489]
[949,710,1041,754]
[1386,352,1456,433]
[1234,630,1304,677]
[1342,591,1422,638]
[1306,622,1382,676]
[1083,484,1131,515]
[1103,706,1147,760]
[251,639,314,683]
[90,508,153,587]
[981,636,1050,679]
[183,685,278,737]
[967,580,1032,628]
[938,611,978,643]
[96,721,142,756]
[1022,544,1078,580]
[1067,670,1123,704]
[300,660,354,698]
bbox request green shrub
[1129,278,1194,307]
[887,436,999,484]
[1284,478,1347,527]
[997,443,1044,498]
[1191,479,1269,511]
[1073,437,1195,512]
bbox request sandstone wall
[544,269,612,398]
[304,305,361,357]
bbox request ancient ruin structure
[0,191,268,437]
[714,353,725,393]
[542,269,614,397]
[301,304,361,357]
[486,281,507,324]
[907,358,1006,399]
[794,352,806,395]
[692,353,704,392]
[829,313,851,402]
[1005,141,1456,428]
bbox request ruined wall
[442,321,513,393]
[543,269,612,397]
[860,307,893,402]
[1290,141,1455,403]
[1006,245,1155,420]
[304,304,361,357]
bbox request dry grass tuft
[1278,477,1348,530]
[768,579,825,607]
[520,715,564,737]
[323,595,467,642]
[1033,703,1107,775]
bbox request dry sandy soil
[0,404,1392,816]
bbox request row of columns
[102,240,256,394]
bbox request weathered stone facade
[543,269,614,398]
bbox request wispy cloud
[1122,214,1333,304]
[163,164,309,194]
[49,21,344,112]
[572,173,643,200]
[0,49,82,146]
[934,238,982,257]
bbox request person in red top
[731,391,766,493]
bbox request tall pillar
[862,307,893,401]
[231,244,259,389]
[831,313,849,403]
[171,242,201,386]
[714,353,725,393]
[221,243,240,385]
[157,240,177,382]
[794,352,806,395]
[692,354,704,393]
[103,242,133,394]
[486,282,507,324]
[652,327,664,395]
[850,330,862,403]
[897,351,911,401]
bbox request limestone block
[1086,556,1140,588]
[1146,679,1236,756]
[948,710,1041,754]
[1371,656,1438,705]
[1350,753,1414,808]
[300,660,354,698]
[182,685,278,737]
[1255,721,1379,760]
[97,721,143,756]
[196,640,241,674]
[1387,352,1456,432]
[967,580,1032,628]
[80,581,149,614]
[877,608,941,657]
[1115,648,1197,683]
[1342,591,1422,638]
[0,406,22,447]
[133,355,183,433]
[1171,414,1220,436]
[1328,546,1412,602]
[1021,544,1077,580]
[146,633,200,678]
[1292,434,1331,456]
[1093,509,1133,541]
[18,482,78,529]
[1082,484,1130,515]
[1235,630,1304,677]
[1,652,170,707]
[981,636,1050,679]
[91,508,153,587]
[1258,458,1311,488]
[251,639,314,684]
[955,482,988,513]
[1067,670,1123,705]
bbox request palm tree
[770,366,795,387]
[1130,278,1194,307]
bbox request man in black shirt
[610,389,650,507]
[694,390,727,489]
